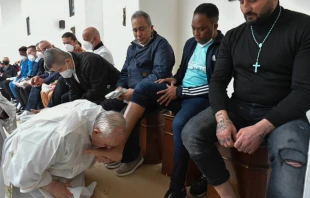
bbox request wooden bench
[206,144,270,198]
[161,111,201,186]
[139,111,165,164]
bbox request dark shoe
[164,188,187,198]
[189,176,207,197]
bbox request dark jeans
[25,86,44,111]
[2,80,13,100]
[14,85,31,107]
[132,82,210,191]
[182,98,310,198]
[47,77,69,107]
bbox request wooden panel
[140,112,165,164]
[207,144,270,198]
[161,113,201,186]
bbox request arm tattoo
[226,137,231,142]
[216,116,233,134]
[258,125,273,142]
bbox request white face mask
[82,38,94,51]
[28,54,36,61]
[64,44,74,52]
[20,56,27,61]
[37,52,44,59]
[60,63,74,78]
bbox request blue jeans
[9,81,17,98]
[182,98,310,198]
[132,82,210,191]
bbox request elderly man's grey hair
[131,10,152,26]
[94,111,126,137]
[44,48,71,69]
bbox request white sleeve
[99,52,114,65]
[7,138,61,193]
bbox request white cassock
[1,99,102,198]
[0,93,17,197]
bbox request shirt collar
[93,41,104,51]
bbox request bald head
[82,27,101,50]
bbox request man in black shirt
[44,48,120,104]
[182,1,310,198]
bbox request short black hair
[18,46,27,52]
[61,32,77,41]
[194,3,219,23]
[27,45,36,51]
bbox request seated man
[17,41,61,120]
[182,1,310,198]
[101,10,175,176]
[0,57,17,100]
[2,46,32,101]
[44,48,120,104]
[82,27,115,65]
[1,100,126,198]
[0,57,17,88]
[13,45,40,112]
[118,4,223,197]
[62,32,85,52]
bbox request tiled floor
[85,163,197,198]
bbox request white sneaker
[17,110,34,121]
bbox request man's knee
[134,82,154,95]
[279,148,307,168]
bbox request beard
[244,1,275,25]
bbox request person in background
[2,46,32,102]
[0,57,17,88]
[62,32,85,52]
[0,57,17,100]
[17,40,60,120]
[82,27,115,65]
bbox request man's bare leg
[214,180,238,198]
[123,102,145,138]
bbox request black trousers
[47,77,70,107]
[2,80,13,100]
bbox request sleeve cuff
[176,86,182,97]
[264,108,289,127]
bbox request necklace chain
[250,7,282,72]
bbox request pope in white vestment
[1,99,126,198]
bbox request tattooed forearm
[216,116,233,134]
[258,125,273,142]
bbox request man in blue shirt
[101,10,175,177]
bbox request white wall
[101,0,139,71]
[140,0,179,73]
[0,0,89,61]
[85,0,104,38]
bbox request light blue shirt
[182,41,213,87]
